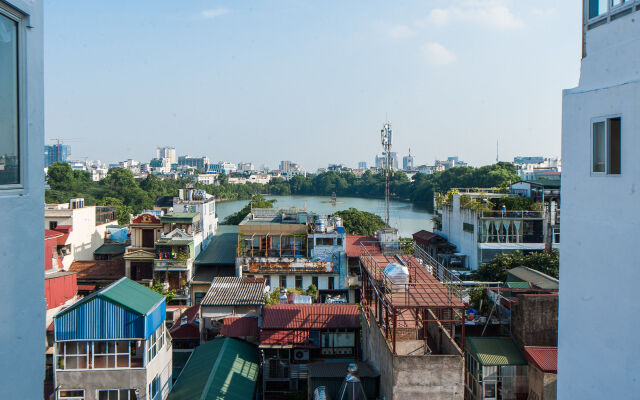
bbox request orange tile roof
[262,304,360,329]
[525,346,557,373]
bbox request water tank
[383,263,409,291]
[316,218,327,233]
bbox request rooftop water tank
[383,263,409,292]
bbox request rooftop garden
[436,189,543,212]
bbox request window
[97,390,137,400]
[94,341,132,369]
[264,275,271,287]
[59,390,84,400]
[317,238,333,246]
[0,6,20,187]
[149,375,161,399]
[49,221,58,230]
[592,117,621,175]
[146,325,165,363]
[336,238,342,246]
[295,275,303,289]
[280,275,287,288]
[328,276,335,290]
[312,276,318,289]
[56,342,89,370]
[588,0,608,18]
[194,291,205,304]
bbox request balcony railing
[480,210,544,219]
[154,259,189,269]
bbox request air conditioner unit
[242,265,250,272]
[293,349,309,361]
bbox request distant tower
[380,122,392,227]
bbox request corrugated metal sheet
[466,337,527,366]
[55,297,145,341]
[221,316,259,338]
[524,346,557,373]
[194,225,238,266]
[262,304,360,329]
[260,329,310,346]
[167,337,259,400]
[55,278,165,341]
[201,277,266,306]
[45,272,77,310]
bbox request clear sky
[44,0,581,170]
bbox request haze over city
[44,0,579,169]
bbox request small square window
[592,117,621,175]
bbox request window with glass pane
[589,0,609,18]
[592,121,606,173]
[59,390,85,400]
[608,117,621,174]
[0,12,19,185]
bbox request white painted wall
[437,195,480,269]
[558,8,640,399]
[0,1,44,399]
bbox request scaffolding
[359,240,467,355]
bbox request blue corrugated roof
[54,278,165,341]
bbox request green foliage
[332,208,385,236]
[491,196,541,211]
[304,284,318,299]
[98,197,133,225]
[472,250,559,282]
[469,288,490,314]
[223,194,277,225]
[150,281,177,301]
[265,287,284,305]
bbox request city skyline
[44,0,574,170]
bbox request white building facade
[0,1,44,399]
[559,1,640,398]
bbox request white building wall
[0,1,44,399]
[437,194,480,269]
[558,7,640,399]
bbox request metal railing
[480,210,544,219]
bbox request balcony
[480,210,544,219]
[153,258,190,270]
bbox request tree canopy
[331,208,385,236]
[470,250,559,282]
[222,194,276,225]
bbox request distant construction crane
[380,122,392,227]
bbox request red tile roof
[260,329,310,347]
[345,235,374,258]
[68,260,125,281]
[169,304,201,339]
[221,316,259,338]
[45,229,64,240]
[77,284,96,292]
[524,346,557,373]
[262,304,360,330]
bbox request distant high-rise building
[237,162,255,172]
[358,161,367,169]
[375,152,398,170]
[156,146,176,164]
[402,149,414,170]
[279,160,293,173]
[178,155,209,171]
[44,144,71,166]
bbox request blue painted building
[54,277,173,400]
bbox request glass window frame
[591,115,622,176]
[0,2,26,192]
[59,389,85,400]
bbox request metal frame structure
[359,240,467,355]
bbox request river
[215,195,433,237]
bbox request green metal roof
[58,277,164,317]
[101,278,164,315]
[168,337,259,400]
[525,179,561,188]
[466,337,527,366]
[505,281,531,289]
[94,242,129,255]
[161,212,200,223]
[195,226,238,266]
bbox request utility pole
[380,122,392,227]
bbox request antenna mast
[380,122,392,227]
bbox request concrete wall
[438,195,480,269]
[361,310,464,400]
[0,2,44,399]
[560,11,640,396]
[528,365,557,400]
[511,295,558,348]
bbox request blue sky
[44,0,581,170]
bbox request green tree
[471,250,559,282]
[217,172,228,186]
[46,162,75,191]
[98,197,133,225]
[223,194,277,225]
[103,168,137,192]
[265,287,284,305]
[332,208,385,236]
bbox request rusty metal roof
[262,304,360,330]
[345,235,374,258]
[248,261,333,274]
[221,316,259,338]
[260,329,310,347]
